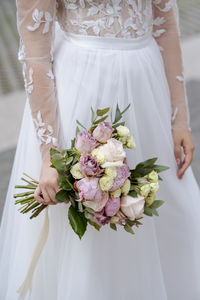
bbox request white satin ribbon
[17,206,50,300]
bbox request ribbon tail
[17,206,50,300]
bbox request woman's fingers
[173,132,182,167]
[34,185,43,204]
[177,137,194,179]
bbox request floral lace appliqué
[33,111,58,147]
[27,8,53,34]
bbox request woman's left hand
[172,128,195,179]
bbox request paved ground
[0,1,200,220]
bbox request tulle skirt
[0,29,200,300]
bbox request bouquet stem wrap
[17,207,49,300]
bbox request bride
[0,0,200,299]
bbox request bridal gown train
[0,0,200,299]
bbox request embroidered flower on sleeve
[27,8,53,34]
[33,111,58,147]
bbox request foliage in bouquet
[14,104,169,239]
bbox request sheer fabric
[16,0,190,159]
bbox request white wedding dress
[0,0,200,299]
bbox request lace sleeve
[16,0,60,160]
[152,0,191,131]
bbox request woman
[0,0,200,299]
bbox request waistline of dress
[63,31,153,50]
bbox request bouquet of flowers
[14,104,169,239]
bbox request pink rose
[105,197,120,217]
[92,122,114,143]
[75,131,98,153]
[110,164,130,191]
[76,177,102,202]
[91,209,110,226]
[80,154,98,176]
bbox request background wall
[0,0,200,219]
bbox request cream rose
[120,194,145,221]
[145,192,156,207]
[147,170,158,183]
[121,179,131,195]
[116,125,130,137]
[139,183,151,197]
[99,175,114,192]
[150,182,159,193]
[110,188,121,198]
[70,163,84,179]
[126,135,136,149]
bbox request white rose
[120,194,145,221]
[83,192,109,212]
[104,138,126,163]
[116,125,130,137]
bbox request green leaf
[128,190,138,197]
[153,165,170,173]
[51,154,66,171]
[112,121,125,129]
[50,148,60,156]
[76,120,87,130]
[114,104,122,124]
[55,190,69,202]
[152,209,159,216]
[93,115,108,124]
[124,223,135,235]
[96,107,110,116]
[144,206,153,216]
[88,219,101,231]
[110,223,117,231]
[121,103,131,115]
[91,106,95,123]
[58,176,74,191]
[66,156,73,165]
[68,205,87,239]
[84,211,93,220]
[150,200,165,209]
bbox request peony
[145,192,156,207]
[150,182,159,193]
[99,175,114,192]
[80,154,98,176]
[121,179,131,195]
[76,177,102,202]
[105,197,120,217]
[83,192,109,212]
[126,135,136,149]
[92,122,114,143]
[120,194,145,221]
[70,163,84,179]
[147,170,158,183]
[139,184,151,197]
[110,188,121,198]
[75,131,98,153]
[116,125,130,137]
[110,164,130,192]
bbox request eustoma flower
[75,131,98,153]
[92,121,114,143]
[79,154,98,176]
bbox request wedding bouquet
[14,104,169,239]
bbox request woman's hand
[34,155,60,205]
[172,128,195,179]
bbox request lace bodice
[16,0,191,160]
